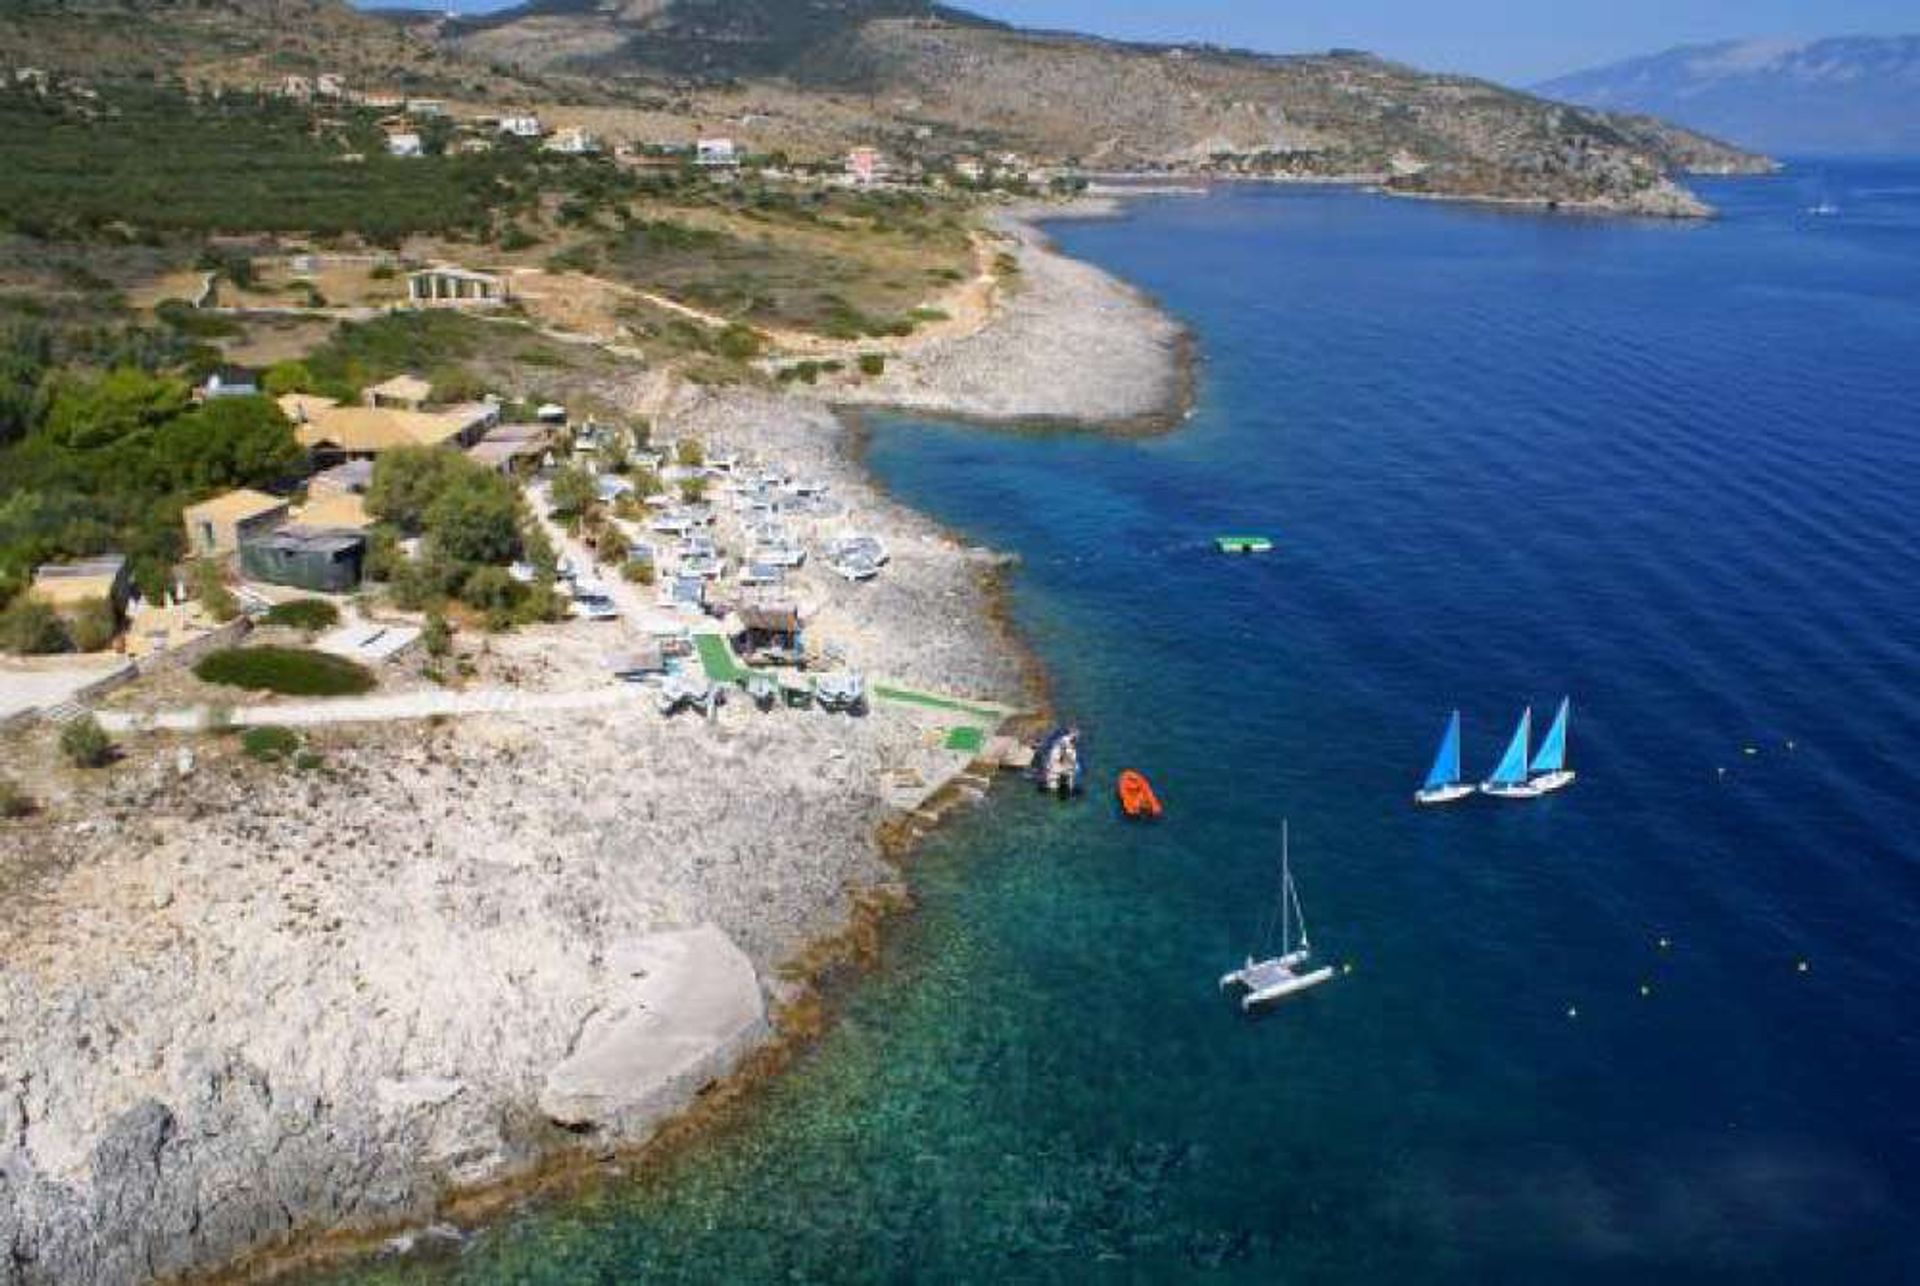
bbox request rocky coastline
[0,204,1189,1285]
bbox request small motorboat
[1215,534,1273,555]
[1031,727,1085,797]
[1116,769,1163,820]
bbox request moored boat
[1220,821,1336,1010]
[1116,769,1163,819]
[1414,709,1475,805]
[1031,727,1085,797]
[1215,534,1273,554]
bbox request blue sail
[1530,698,1570,775]
[1422,710,1463,791]
[1486,707,1532,786]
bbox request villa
[407,265,510,309]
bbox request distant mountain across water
[1536,35,1920,157]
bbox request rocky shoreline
[0,203,1189,1285]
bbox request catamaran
[1528,697,1575,793]
[1220,822,1336,1010]
[1480,706,1542,798]
[1414,709,1475,805]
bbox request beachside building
[28,555,132,639]
[181,488,290,558]
[280,394,499,464]
[239,528,366,594]
[290,491,373,534]
[733,605,804,666]
[696,138,739,168]
[364,373,433,411]
[466,423,552,477]
[406,265,509,309]
[193,364,262,402]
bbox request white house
[385,132,424,158]
[847,146,887,187]
[696,138,739,168]
[498,115,543,139]
[544,127,599,156]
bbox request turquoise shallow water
[332,167,1920,1283]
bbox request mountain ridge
[1536,34,1920,156]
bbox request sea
[329,162,1920,1284]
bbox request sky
[378,1,1917,85]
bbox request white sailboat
[1414,709,1475,805]
[1480,706,1542,798]
[1527,697,1576,794]
[1220,822,1336,1011]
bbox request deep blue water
[339,165,1920,1283]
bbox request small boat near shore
[1215,535,1273,555]
[1414,710,1475,806]
[1221,822,1335,1010]
[1032,727,1085,797]
[1116,769,1163,819]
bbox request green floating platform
[1215,535,1274,554]
[944,726,987,754]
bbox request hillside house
[29,555,132,639]
[544,127,599,156]
[193,365,262,401]
[696,138,739,168]
[308,459,374,497]
[364,374,433,411]
[290,491,373,534]
[385,132,424,158]
[182,489,289,558]
[498,115,543,139]
[407,266,509,308]
[280,394,498,464]
[847,146,888,187]
[239,528,365,594]
[466,423,551,477]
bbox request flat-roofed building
[182,488,289,557]
[406,266,509,309]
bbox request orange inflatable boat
[1116,770,1163,820]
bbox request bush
[262,361,314,396]
[0,777,33,818]
[195,646,376,697]
[679,476,707,504]
[547,464,598,521]
[596,526,629,564]
[675,439,705,468]
[189,560,240,624]
[262,599,340,632]
[422,610,452,658]
[623,559,655,586]
[0,597,69,655]
[715,323,764,361]
[858,353,886,377]
[66,597,118,652]
[241,725,301,763]
[59,715,113,768]
[458,564,521,613]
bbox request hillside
[0,0,1772,213]
[1536,35,1920,157]
[437,2,1768,212]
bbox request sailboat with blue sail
[1528,697,1576,794]
[1414,710,1475,806]
[1480,706,1542,799]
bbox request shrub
[623,560,655,586]
[675,439,705,468]
[241,725,301,763]
[596,526,629,564]
[458,564,521,613]
[194,646,376,697]
[262,361,315,396]
[0,597,69,655]
[715,323,764,361]
[189,560,240,624]
[679,476,707,504]
[262,599,340,632]
[422,610,452,658]
[858,353,886,377]
[547,465,599,521]
[66,597,118,652]
[0,777,34,818]
[59,715,113,768]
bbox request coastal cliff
[0,215,1183,1285]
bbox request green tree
[547,464,598,521]
[424,472,523,566]
[262,361,315,396]
[152,396,304,491]
[458,564,521,613]
[189,559,239,623]
[422,609,453,658]
[366,447,465,534]
[40,368,190,451]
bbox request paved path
[96,684,641,733]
